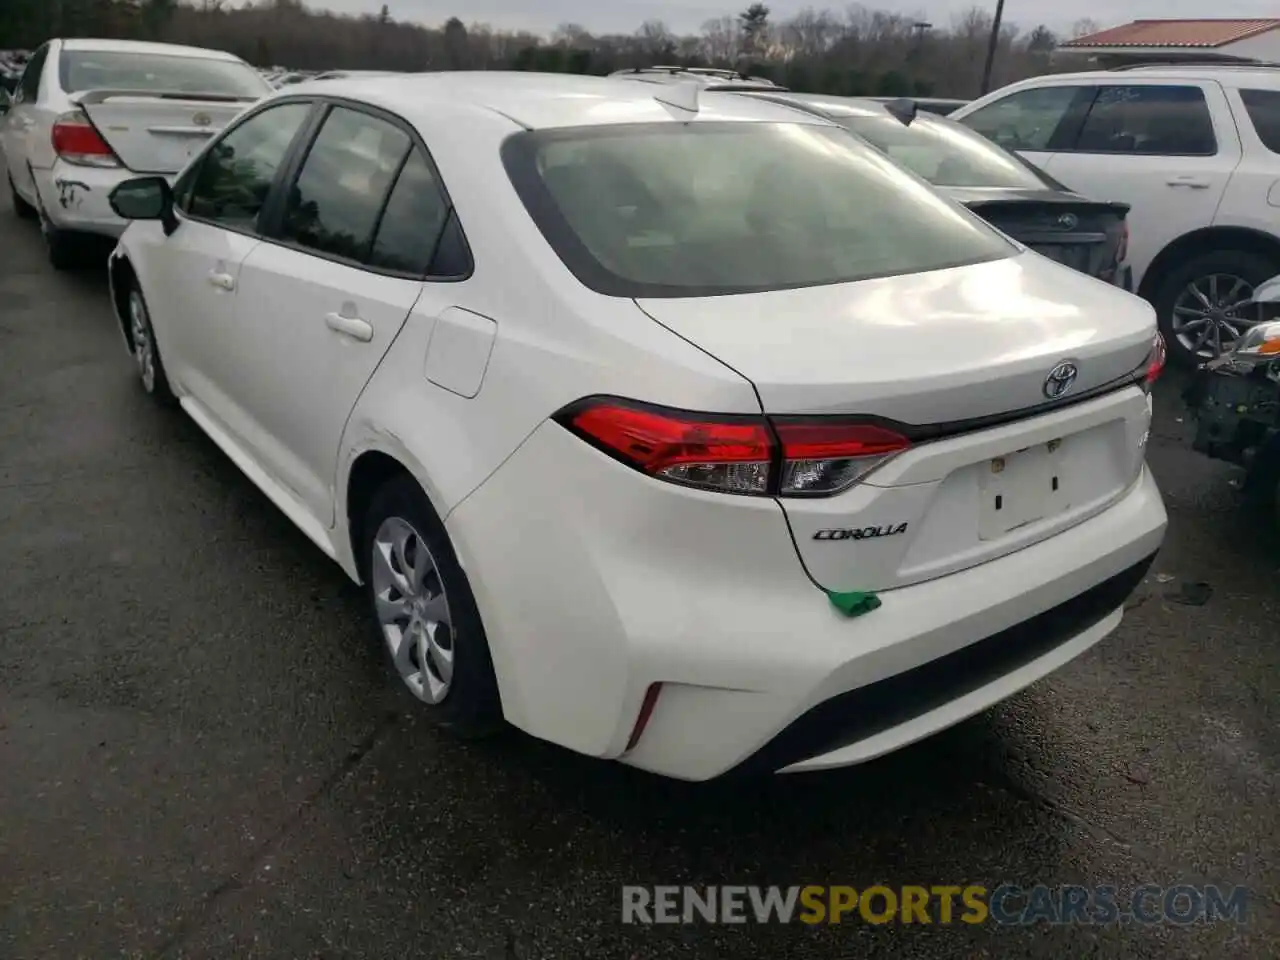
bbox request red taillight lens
[773,420,911,495]
[1143,333,1166,390]
[564,400,773,494]
[52,111,120,167]
[558,398,910,497]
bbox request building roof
[1062,19,1280,50]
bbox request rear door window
[1240,88,1280,154]
[279,106,410,263]
[960,85,1091,152]
[1072,85,1216,156]
[368,148,453,275]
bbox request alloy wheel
[129,292,156,392]
[1170,273,1263,358]
[371,516,455,704]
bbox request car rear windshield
[841,114,1054,190]
[502,122,1014,298]
[59,50,269,98]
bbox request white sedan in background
[2,38,269,268]
[105,73,1167,781]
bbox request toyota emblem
[192,112,212,127]
[1055,212,1079,230]
[1043,361,1079,400]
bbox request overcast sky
[303,1,1280,36]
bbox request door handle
[1166,177,1210,189]
[207,271,236,291]
[325,312,373,342]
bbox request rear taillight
[557,398,911,497]
[1116,219,1130,265]
[772,420,912,495]
[52,110,120,168]
[1142,333,1166,391]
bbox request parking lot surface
[0,201,1276,959]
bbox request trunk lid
[947,187,1129,281]
[636,252,1157,592]
[72,90,255,174]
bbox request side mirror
[109,176,178,235]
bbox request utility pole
[911,21,932,54]
[980,0,1006,95]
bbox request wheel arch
[1138,226,1280,301]
[340,443,455,585]
[108,251,138,352]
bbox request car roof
[58,38,245,62]
[282,71,837,130]
[997,64,1280,87]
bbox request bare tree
[700,16,741,65]
[1070,18,1101,40]
[636,19,676,61]
[0,0,1094,101]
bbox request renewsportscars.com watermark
[622,884,1251,926]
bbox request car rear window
[840,114,1055,190]
[502,122,1013,298]
[59,50,269,98]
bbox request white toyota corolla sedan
[105,73,1168,781]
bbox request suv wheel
[1154,250,1280,367]
[361,475,502,738]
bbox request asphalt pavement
[0,200,1276,959]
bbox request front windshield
[60,51,270,98]
[503,121,1014,298]
[841,114,1054,190]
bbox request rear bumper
[446,418,1167,781]
[743,550,1153,775]
[33,161,132,237]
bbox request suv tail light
[1116,219,1129,265]
[52,110,121,168]
[556,398,910,497]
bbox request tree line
[0,0,1106,99]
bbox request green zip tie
[826,590,882,618]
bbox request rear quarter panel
[335,103,760,562]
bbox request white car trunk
[73,91,255,173]
[637,253,1157,592]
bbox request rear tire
[361,475,502,739]
[9,173,36,220]
[29,173,88,270]
[1153,249,1280,368]
[126,284,176,405]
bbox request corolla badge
[1043,360,1079,400]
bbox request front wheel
[1154,250,1280,367]
[362,475,502,738]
